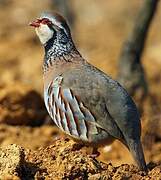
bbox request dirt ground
[0,139,161,180]
[0,0,161,179]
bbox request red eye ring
[41,18,52,25]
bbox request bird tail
[127,139,147,172]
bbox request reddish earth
[0,139,161,179]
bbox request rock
[0,83,47,126]
[0,144,24,179]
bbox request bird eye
[41,18,51,25]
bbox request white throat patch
[35,24,54,45]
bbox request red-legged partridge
[30,12,147,171]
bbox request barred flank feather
[44,76,100,141]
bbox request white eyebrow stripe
[52,18,63,28]
[39,13,68,35]
[50,18,68,35]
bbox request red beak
[29,19,41,27]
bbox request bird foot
[88,148,100,158]
[89,152,100,158]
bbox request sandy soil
[0,139,161,180]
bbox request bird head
[29,12,71,45]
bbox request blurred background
[0,0,161,168]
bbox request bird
[29,12,147,171]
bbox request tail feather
[127,139,147,172]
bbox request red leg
[89,147,100,158]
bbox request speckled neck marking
[43,30,81,72]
